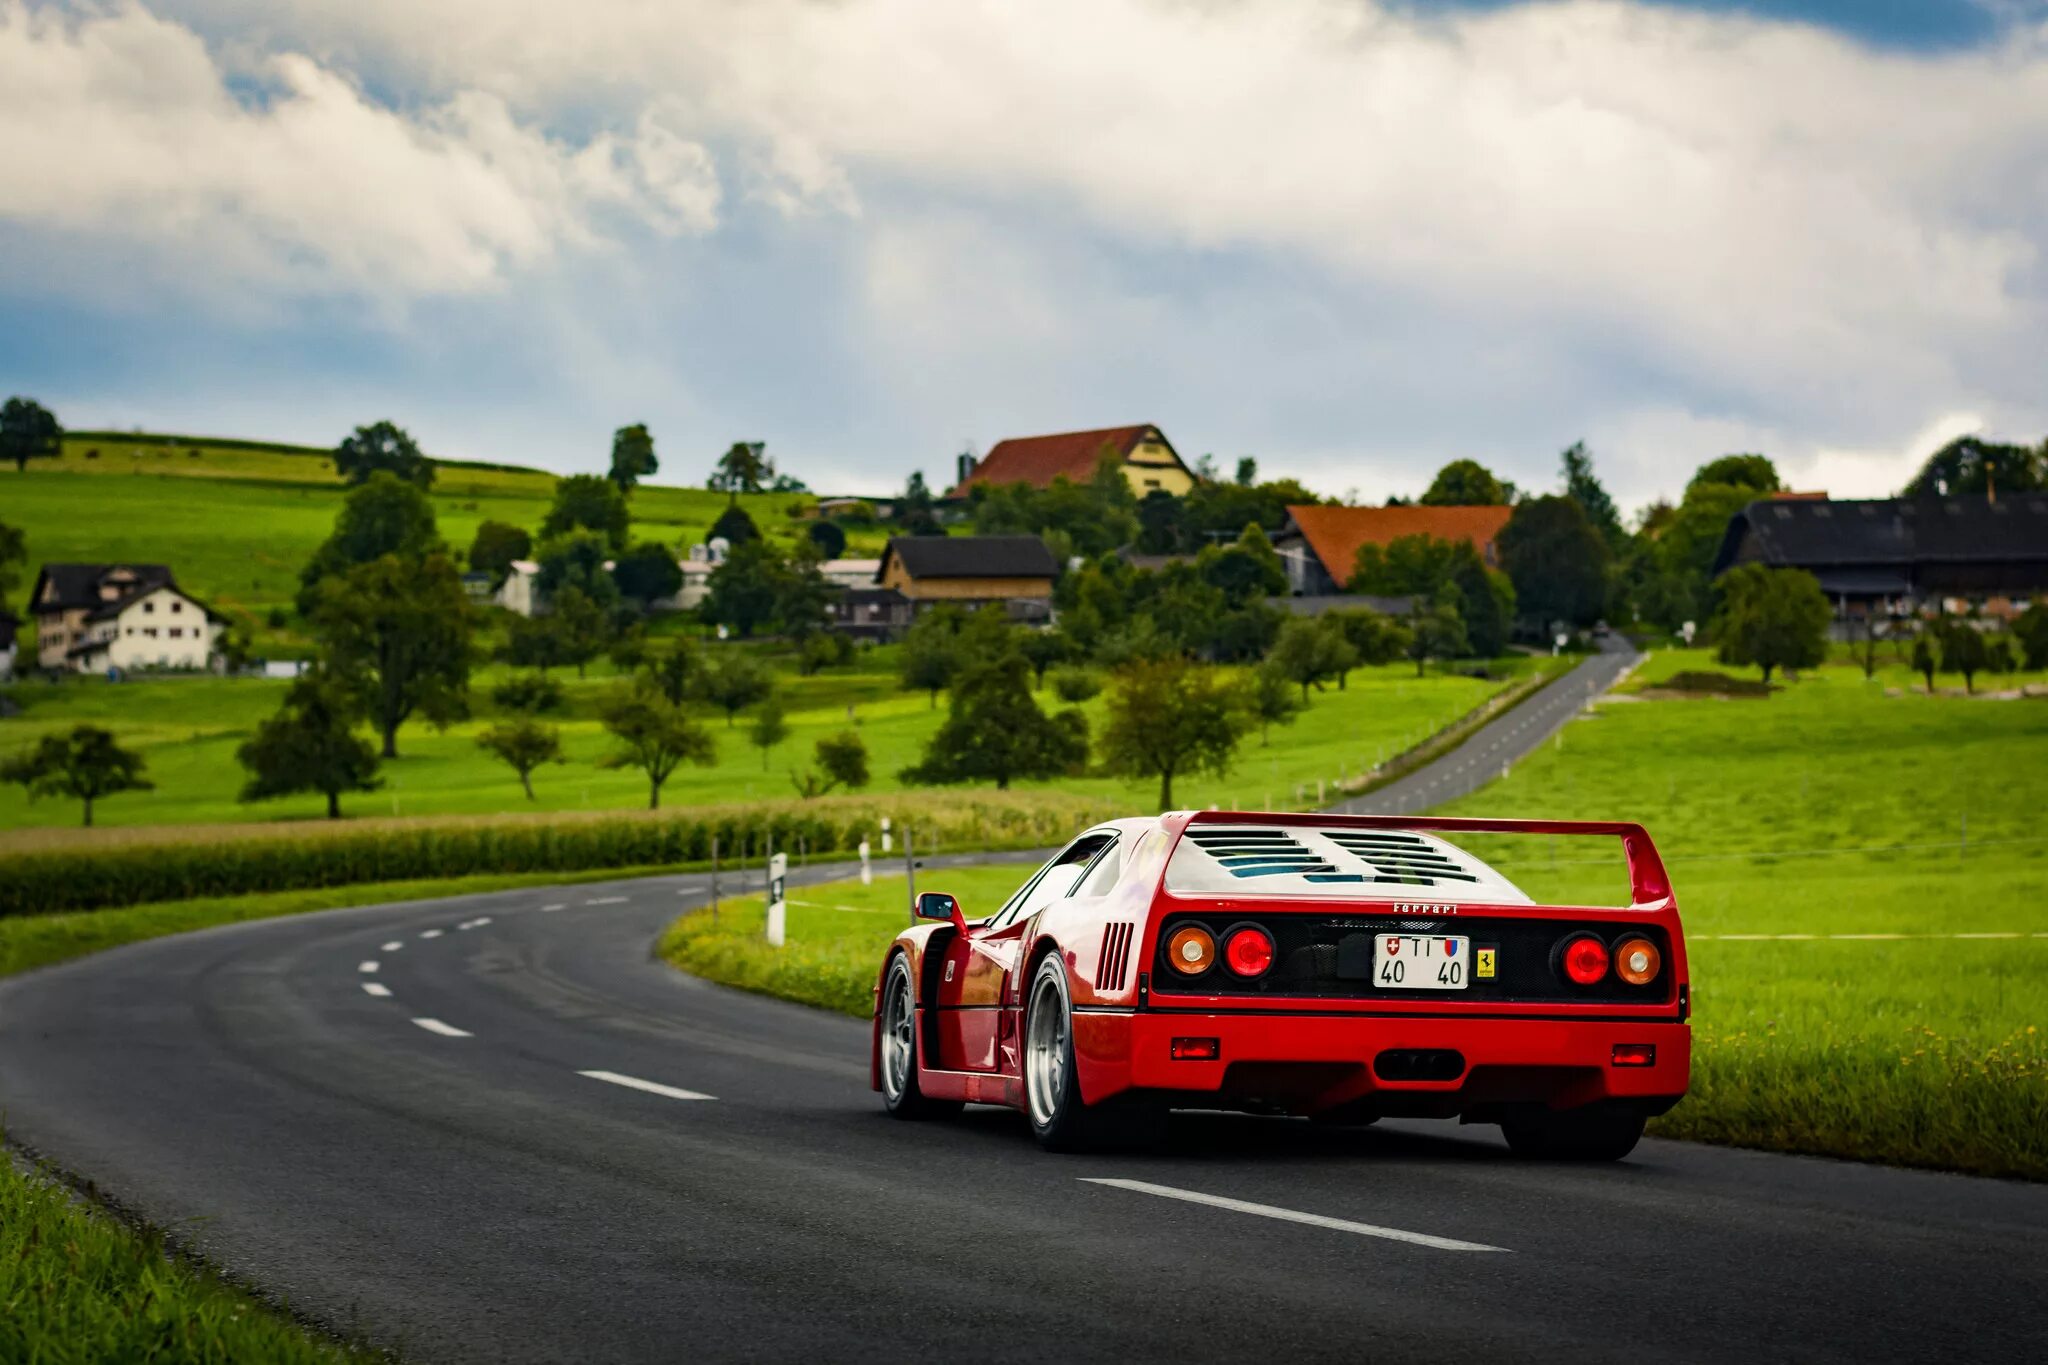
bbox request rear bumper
[1074,1009,1691,1118]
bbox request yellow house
[951,424,1197,499]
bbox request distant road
[1334,638,1640,815]
[5,847,2048,1363]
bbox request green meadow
[0,650,1539,834]
[664,650,2048,1178]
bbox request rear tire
[1501,1103,1645,1161]
[879,954,961,1121]
[1023,955,1164,1152]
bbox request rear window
[1163,825,1533,905]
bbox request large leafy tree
[1098,657,1250,811]
[1559,441,1624,550]
[702,539,789,637]
[901,658,1087,790]
[1901,435,2045,498]
[332,421,433,487]
[609,423,659,493]
[1350,533,1511,656]
[298,473,441,613]
[709,501,761,547]
[535,529,620,607]
[1710,564,1830,684]
[1404,598,1469,676]
[709,441,771,494]
[1,724,151,826]
[237,676,381,819]
[898,604,966,705]
[475,716,564,800]
[0,519,26,611]
[748,697,790,770]
[1421,459,1510,506]
[541,474,630,550]
[598,685,716,809]
[1247,664,1305,744]
[1325,607,1409,668]
[791,730,870,799]
[0,396,61,473]
[1498,494,1611,628]
[612,540,683,608]
[806,518,847,559]
[1931,617,1990,694]
[313,552,474,757]
[1267,616,1358,701]
[1198,523,1289,604]
[1689,454,1781,497]
[546,585,615,678]
[692,649,774,727]
[467,521,531,587]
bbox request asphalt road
[5,854,2048,1365]
[1335,637,1642,815]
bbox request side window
[992,834,1113,926]
[1071,837,1124,899]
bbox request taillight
[1166,924,1216,975]
[1223,925,1275,978]
[1615,937,1662,986]
[1560,935,1609,985]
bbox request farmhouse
[1273,504,1515,597]
[876,535,1059,622]
[951,425,1197,499]
[28,563,224,673]
[1713,492,2048,620]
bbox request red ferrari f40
[872,811,1690,1158]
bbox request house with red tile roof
[950,424,1197,499]
[1273,504,1516,596]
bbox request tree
[1710,564,1830,684]
[597,686,715,809]
[1135,489,1188,554]
[1198,523,1289,605]
[331,421,433,487]
[1406,598,1468,676]
[1326,607,1409,668]
[500,612,574,673]
[541,474,629,550]
[1,397,62,473]
[468,521,531,587]
[534,529,619,610]
[774,553,835,639]
[0,519,26,611]
[709,501,761,546]
[1099,658,1249,811]
[1911,634,1938,693]
[491,672,564,713]
[2,724,152,826]
[1051,666,1102,704]
[235,677,379,820]
[807,518,847,559]
[708,441,771,495]
[298,474,441,613]
[702,538,788,637]
[791,730,870,798]
[748,697,790,770]
[313,552,474,758]
[1933,617,1989,694]
[1559,441,1624,549]
[1498,495,1611,628]
[612,540,683,608]
[609,423,659,493]
[1689,454,1782,497]
[1421,459,1509,506]
[1234,456,1259,486]
[797,629,854,676]
[1350,533,1508,656]
[899,605,965,705]
[1268,616,1357,701]
[902,659,1087,790]
[546,585,614,678]
[2016,603,2048,671]
[216,624,255,676]
[638,639,699,704]
[899,471,945,537]
[476,717,564,800]
[1247,664,1304,744]
[693,650,774,726]
[1901,435,2044,498]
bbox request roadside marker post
[881,816,893,855]
[766,853,789,947]
[859,838,873,885]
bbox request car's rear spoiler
[1167,810,1674,912]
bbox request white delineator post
[880,816,892,855]
[859,837,873,886]
[766,852,789,948]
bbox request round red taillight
[1223,926,1275,978]
[1561,935,1610,986]
[1615,937,1662,986]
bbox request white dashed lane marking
[577,1070,715,1102]
[584,896,629,906]
[381,941,403,952]
[361,982,392,998]
[1081,1179,1507,1253]
[541,904,566,912]
[457,917,492,931]
[358,961,379,973]
[411,1018,473,1038]
[419,929,443,939]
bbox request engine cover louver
[1098,922,1135,992]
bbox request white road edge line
[381,941,404,952]
[584,896,629,906]
[419,929,443,939]
[412,1018,472,1038]
[457,916,493,930]
[1080,1178,1507,1253]
[358,960,380,973]
[361,982,392,998]
[577,1069,714,1102]
[541,904,567,912]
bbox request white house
[64,581,224,673]
[819,558,882,590]
[495,560,541,616]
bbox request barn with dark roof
[875,535,1058,623]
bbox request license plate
[1371,934,1470,990]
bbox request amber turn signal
[1615,937,1662,986]
[1166,924,1216,975]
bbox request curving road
[5,856,2048,1364]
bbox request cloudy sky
[3,1,2045,511]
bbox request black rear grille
[1151,912,1671,1005]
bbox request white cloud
[0,2,719,302]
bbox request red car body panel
[872,811,1692,1121]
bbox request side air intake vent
[1322,831,1479,886]
[1099,922,1134,991]
[1182,828,1363,882]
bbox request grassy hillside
[3,431,880,654]
[0,652,1540,834]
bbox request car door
[934,834,1112,1072]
